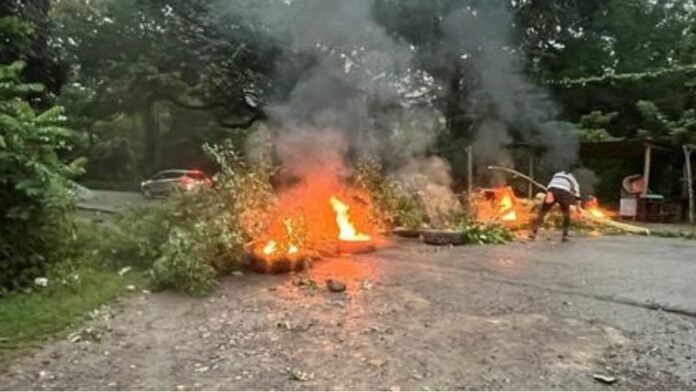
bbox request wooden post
[642,144,652,197]
[466,145,473,196]
[527,154,535,199]
[688,147,694,224]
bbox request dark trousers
[532,188,574,237]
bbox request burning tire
[247,252,311,274]
[336,240,375,254]
[421,230,464,246]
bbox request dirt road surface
[2,235,695,390]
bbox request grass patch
[0,262,144,365]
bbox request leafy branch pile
[456,218,514,245]
[100,142,273,295]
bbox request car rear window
[157,171,186,179]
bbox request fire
[262,240,278,255]
[587,208,606,219]
[473,186,527,225]
[585,196,608,219]
[288,244,299,254]
[248,173,377,264]
[257,218,302,259]
[498,189,518,222]
[329,196,371,242]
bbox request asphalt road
[77,190,151,213]
[2,235,695,390]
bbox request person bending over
[530,170,581,242]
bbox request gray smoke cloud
[440,3,579,177]
[221,0,448,181]
[219,0,580,205]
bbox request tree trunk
[140,101,160,173]
[684,145,694,224]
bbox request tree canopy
[3,0,696,185]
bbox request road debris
[326,278,346,292]
[287,368,314,381]
[293,276,318,290]
[593,374,617,384]
[68,328,102,343]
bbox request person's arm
[570,176,582,209]
[571,176,581,199]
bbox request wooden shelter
[580,138,694,223]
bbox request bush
[96,203,175,269]
[0,61,85,292]
[150,229,217,295]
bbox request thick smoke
[219,0,455,221]
[218,0,581,213]
[441,3,579,177]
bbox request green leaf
[35,106,65,123]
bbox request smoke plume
[440,2,579,178]
[218,0,582,214]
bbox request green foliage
[355,157,428,230]
[0,16,32,62]
[98,203,175,269]
[636,100,696,144]
[0,61,85,292]
[151,229,217,296]
[98,141,273,295]
[457,219,514,245]
[0,262,139,357]
[51,0,278,176]
[0,218,146,362]
[577,110,618,142]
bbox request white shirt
[547,172,580,198]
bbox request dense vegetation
[43,0,696,186]
[1,0,696,295]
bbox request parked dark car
[140,169,212,198]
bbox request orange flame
[587,208,606,219]
[249,172,378,262]
[329,196,371,242]
[473,186,528,225]
[585,196,608,219]
[262,240,278,255]
[258,219,301,258]
[498,190,517,222]
[288,244,299,254]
